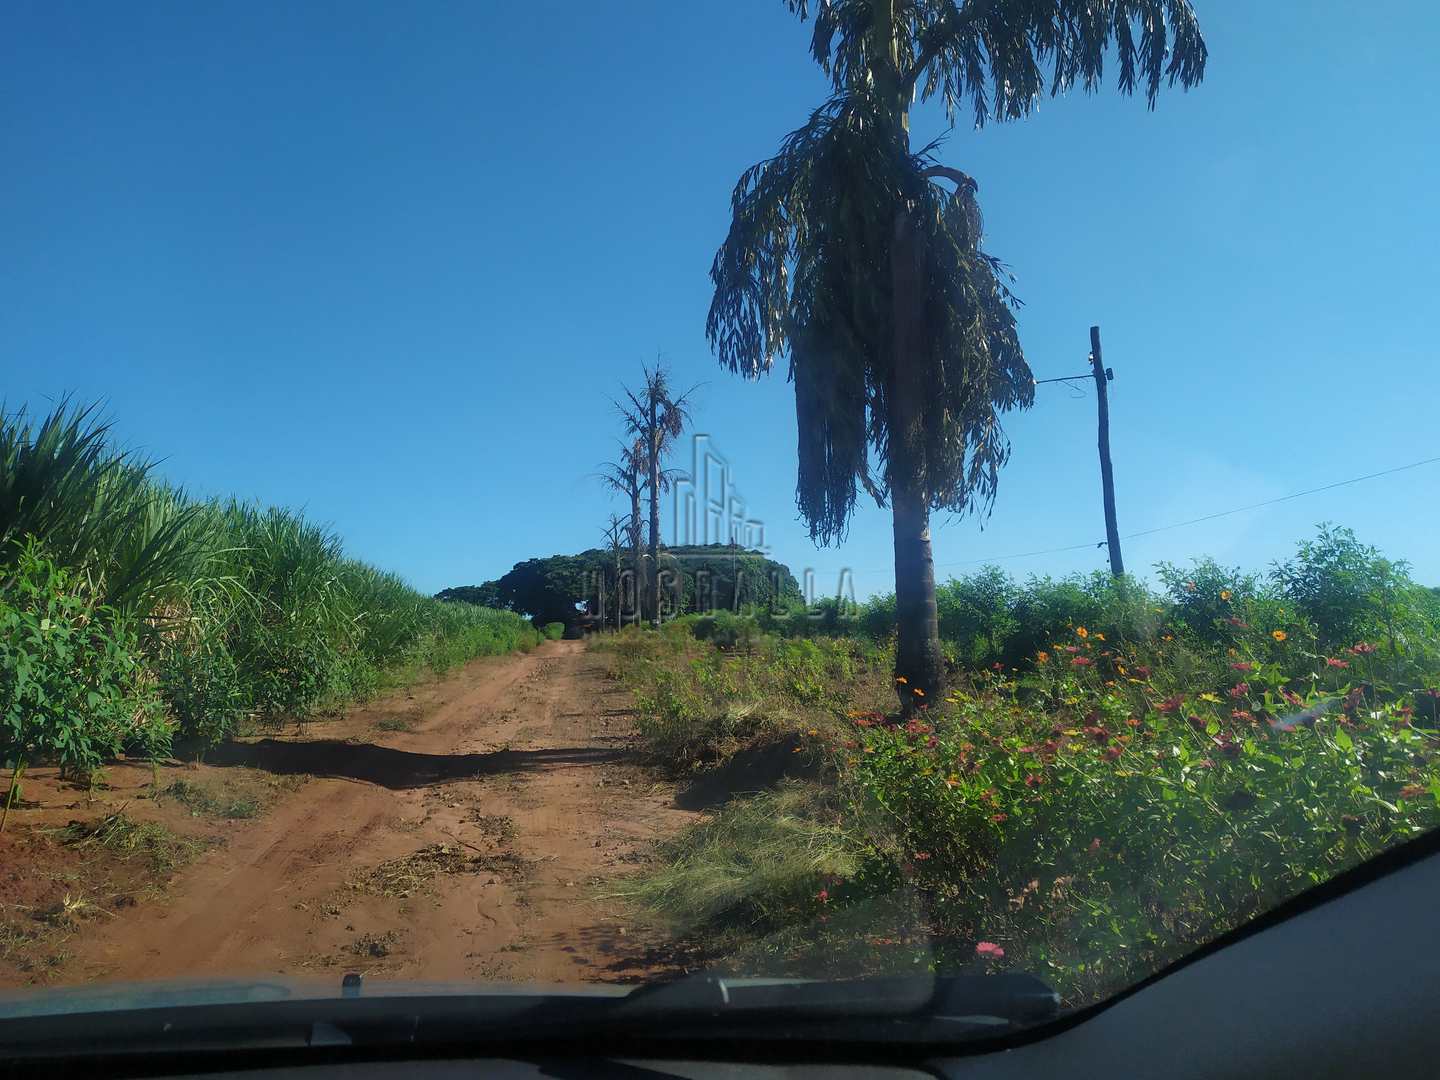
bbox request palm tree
[707,0,1206,710]
[617,364,696,625]
[599,513,630,628]
[597,440,646,626]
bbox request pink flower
[1229,682,1250,699]
[1157,696,1183,714]
[976,941,1005,960]
[1325,657,1349,669]
[1349,642,1378,656]
[913,851,931,861]
[1088,838,1101,853]
[990,813,1008,824]
[816,889,829,904]
[1230,662,1254,673]
[1071,656,1093,667]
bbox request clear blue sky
[5,1,1438,599]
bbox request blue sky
[4,1,1438,600]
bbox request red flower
[1230,662,1254,673]
[1226,616,1249,629]
[992,662,1005,671]
[1349,642,1378,656]
[1281,689,1303,706]
[1071,656,1093,667]
[1125,717,1141,728]
[816,889,829,904]
[1087,838,1101,853]
[1157,696,1183,714]
[1325,657,1349,669]
[913,851,931,861]
[975,942,1005,960]
[1024,773,1045,788]
[1231,709,1255,723]
[1103,746,1123,761]
[1134,665,1153,679]
[1400,784,1427,800]
[1229,682,1249,699]
[990,813,1008,823]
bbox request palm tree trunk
[889,207,945,712]
[891,485,944,712]
[627,495,643,628]
[647,400,661,626]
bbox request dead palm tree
[599,513,629,627]
[597,440,646,626]
[617,364,696,625]
[707,0,1205,709]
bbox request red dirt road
[59,641,699,987]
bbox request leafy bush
[0,543,169,775]
[542,622,565,640]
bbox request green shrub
[542,621,565,640]
[0,543,170,775]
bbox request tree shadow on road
[204,740,629,790]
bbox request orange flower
[1036,650,1050,664]
[1076,627,1089,639]
[1094,632,1105,641]
[1220,589,1233,601]
[896,675,908,684]
[912,687,925,697]
[1272,630,1288,642]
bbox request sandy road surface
[66,640,698,987]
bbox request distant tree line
[436,544,802,629]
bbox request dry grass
[61,810,206,876]
[349,843,526,899]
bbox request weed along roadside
[598,533,1440,1007]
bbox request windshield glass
[2,0,1437,1040]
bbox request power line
[841,452,1440,578]
[1118,454,1440,542]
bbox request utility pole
[1090,325,1124,577]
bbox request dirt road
[65,640,699,987]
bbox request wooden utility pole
[1090,325,1124,577]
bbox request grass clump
[62,810,204,876]
[162,773,300,820]
[375,716,414,734]
[627,783,861,930]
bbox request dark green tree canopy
[789,0,1206,123]
[439,545,803,625]
[708,1,1206,547]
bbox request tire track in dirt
[67,640,699,986]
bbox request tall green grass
[1,400,538,765]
